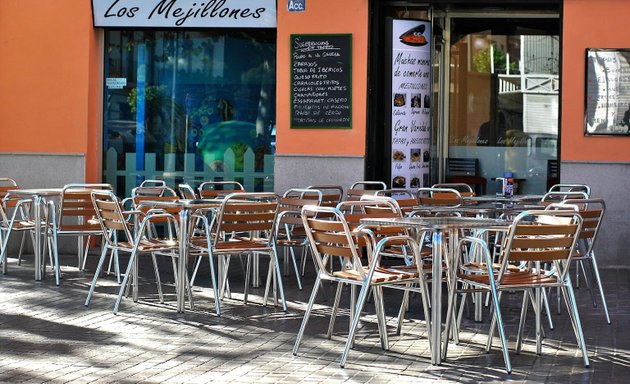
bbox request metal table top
[360,215,509,230]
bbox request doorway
[436,12,560,194]
[368,3,561,194]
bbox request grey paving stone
[0,252,628,383]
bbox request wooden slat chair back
[499,211,582,279]
[51,184,113,270]
[132,186,179,223]
[207,192,285,310]
[301,206,366,279]
[306,185,343,208]
[345,181,386,202]
[0,178,20,208]
[57,184,112,233]
[432,183,475,197]
[278,188,323,227]
[198,181,244,199]
[375,189,419,215]
[91,191,135,247]
[563,198,604,245]
[416,187,464,207]
[214,193,278,244]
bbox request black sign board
[290,34,352,129]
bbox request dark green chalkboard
[290,34,352,129]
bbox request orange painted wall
[562,0,630,162]
[0,0,100,181]
[276,0,368,156]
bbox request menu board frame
[585,48,630,136]
[290,33,353,129]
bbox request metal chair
[202,192,285,310]
[275,188,323,290]
[47,183,113,271]
[0,178,35,271]
[444,210,587,374]
[293,205,430,367]
[0,192,58,283]
[564,198,610,324]
[85,190,186,314]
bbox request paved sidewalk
[0,252,628,383]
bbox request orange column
[276,0,368,156]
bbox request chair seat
[58,223,102,232]
[333,266,419,283]
[461,261,523,274]
[276,238,307,247]
[119,239,179,252]
[214,239,271,253]
[459,270,558,287]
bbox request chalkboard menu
[290,34,352,129]
[585,48,630,135]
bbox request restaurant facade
[0,0,628,266]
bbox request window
[103,30,276,196]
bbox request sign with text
[92,0,276,28]
[287,0,305,12]
[585,48,630,135]
[290,34,352,129]
[388,19,431,190]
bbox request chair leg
[339,281,371,368]
[589,255,611,324]
[146,254,164,303]
[293,274,322,355]
[85,245,110,306]
[207,253,221,316]
[289,246,303,290]
[579,260,597,308]
[395,286,411,336]
[443,277,460,360]
[535,287,543,355]
[114,248,140,314]
[17,231,27,266]
[542,287,554,330]
[562,279,590,367]
[372,286,389,351]
[516,290,530,355]
[81,235,92,271]
[190,256,202,287]
[327,281,344,339]
[490,288,512,374]
[271,246,287,311]
[245,253,252,305]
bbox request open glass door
[443,14,560,194]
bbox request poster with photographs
[585,49,630,135]
[389,19,432,190]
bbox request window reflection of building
[448,19,559,194]
[103,30,276,196]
